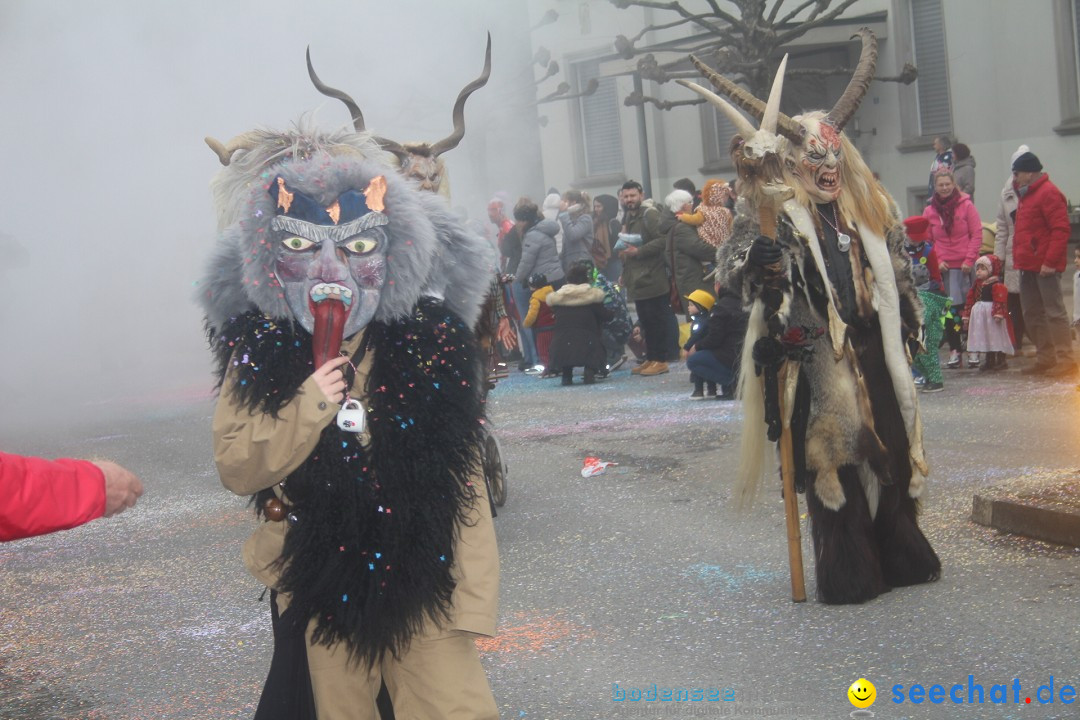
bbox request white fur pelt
[721,201,926,513]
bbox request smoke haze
[0,0,543,438]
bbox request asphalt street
[2,359,1078,720]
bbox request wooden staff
[758,204,807,603]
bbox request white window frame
[1052,0,1080,134]
[569,57,625,184]
[893,0,954,152]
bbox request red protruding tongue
[312,298,346,368]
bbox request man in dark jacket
[618,180,672,376]
[1011,151,1076,376]
[685,286,749,399]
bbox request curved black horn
[306,46,366,132]
[825,28,878,132]
[430,32,492,156]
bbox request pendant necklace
[818,205,851,253]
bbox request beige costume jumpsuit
[213,332,500,720]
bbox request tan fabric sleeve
[449,465,499,637]
[212,372,339,496]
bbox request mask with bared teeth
[269,175,389,366]
[787,114,843,204]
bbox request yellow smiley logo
[847,678,876,708]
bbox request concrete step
[972,471,1080,548]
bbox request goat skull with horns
[677,28,878,205]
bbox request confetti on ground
[476,612,594,656]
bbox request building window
[1074,0,1080,79]
[572,58,624,180]
[1052,0,1080,134]
[909,0,952,138]
[700,104,738,172]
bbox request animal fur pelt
[720,203,940,603]
[719,200,926,514]
[210,299,484,664]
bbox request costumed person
[199,126,499,720]
[682,29,940,604]
[523,272,556,370]
[545,261,611,385]
[475,272,517,379]
[685,285,748,401]
[493,196,538,372]
[903,216,948,393]
[962,254,1015,371]
[583,261,632,375]
[679,179,735,250]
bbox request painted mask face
[790,117,843,203]
[269,177,390,342]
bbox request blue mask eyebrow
[269,177,377,225]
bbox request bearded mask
[787,114,844,204]
[399,147,447,196]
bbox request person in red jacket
[0,452,143,541]
[1010,151,1076,376]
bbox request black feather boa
[210,299,485,664]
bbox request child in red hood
[962,254,1015,371]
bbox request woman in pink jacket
[923,170,983,368]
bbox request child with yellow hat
[684,286,749,400]
[683,289,717,399]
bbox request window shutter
[910,0,953,136]
[1074,0,1080,84]
[574,59,623,176]
[703,105,737,168]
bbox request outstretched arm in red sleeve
[0,452,141,541]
